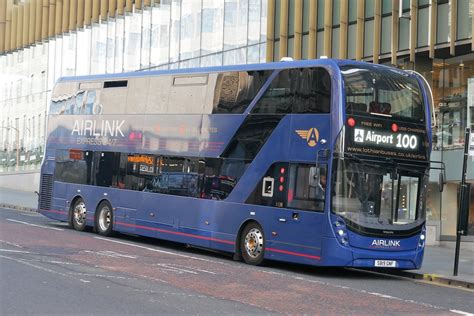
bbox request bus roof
[57,59,403,83]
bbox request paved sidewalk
[0,187,37,210]
[387,245,474,289]
[1,187,473,288]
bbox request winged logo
[295,128,320,147]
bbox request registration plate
[374,260,397,267]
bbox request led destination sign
[345,116,428,161]
[354,129,419,150]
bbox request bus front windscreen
[331,158,427,234]
[342,65,425,122]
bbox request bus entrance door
[271,208,324,264]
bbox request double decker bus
[38,59,433,269]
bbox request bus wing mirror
[439,172,445,192]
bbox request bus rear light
[278,185,284,192]
[279,176,284,183]
[280,167,285,174]
[347,117,356,127]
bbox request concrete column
[323,0,332,57]
[100,0,108,21]
[41,0,49,40]
[279,0,289,59]
[125,0,132,13]
[4,1,11,52]
[308,0,317,59]
[373,0,381,63]
[28,0,36,45]
[450,0,457,56]
[293,0,302,59]
[356,0,364,60]
[391,0,399,65]
[91,0,99,24]
[77,0,85,28]
[135,0,141,11]
[69,0,77,31]
[10,4,15,50]
[62,0,70,33]
[16,4,22,49]
[54,0,63,36]
[266,0,275,61]
[0,0,6,53]
[35,0,42,42]
[22,2,29,47]
[429,0,437,58]
[109,0,116,18]
[117,0,124,16]
[409,0,418,62]
[339,0,348,59]
[48,0,54,37]
[84,0,91,26]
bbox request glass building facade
[0,0,267,174]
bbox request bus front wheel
[95,201,114,237]
[240,222,265,266]
[71,199,87,231]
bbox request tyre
[95,201,114,237]
[71,198,87,231]
[240,222,265,265]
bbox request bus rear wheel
[71,199,87,231]
[95,201,114,237]
[240,222,265,266]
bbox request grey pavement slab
[0,187,37,210]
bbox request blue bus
[38,59,434,269]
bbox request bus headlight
[333,217,349,247]
[418,226,426,249]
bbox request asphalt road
[1,207,473,315]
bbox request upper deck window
[342,65,424,122]
[251,67,331,114]
[212,71,271,114]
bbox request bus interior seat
[369,101,391,114]
[346,102,367,113]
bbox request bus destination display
[345,116,428,161]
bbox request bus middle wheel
[95,201,114,237]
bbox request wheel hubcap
[73,202,86,225]
[98,206,111,231]
[244,228,263,258]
